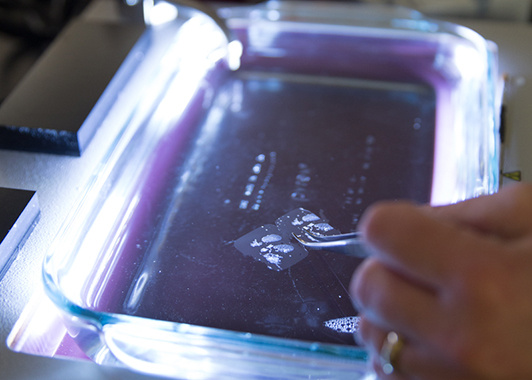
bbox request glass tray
[43,2,499,379]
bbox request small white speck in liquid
[245,184,255,196]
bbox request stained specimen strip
[234,208,339,271]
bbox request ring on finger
[379,331,405,375]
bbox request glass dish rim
[41,2,499,378]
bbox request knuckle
[453,260,503,304]
[359,201,418,243]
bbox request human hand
[351,183,532,380]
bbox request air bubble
[263,252,282,266]
[291,218,303,226]
[273,244,294,254]
[314,223,334,232]
[302,213,320,222]
[250,239,262,247]
[262,234,282,243]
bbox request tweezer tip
[292,232,309,245]
[291,230,369,258]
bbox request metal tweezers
[292,231,371,258]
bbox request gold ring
[379,331,404,375]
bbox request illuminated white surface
[147,1,179,26]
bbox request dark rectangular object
[0,20,145,156]
[0,187,39,280]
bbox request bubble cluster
[324,316,360,334]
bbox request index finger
[428,183,532,240]
[358,200,494,288]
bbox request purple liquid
[84,28,441,347]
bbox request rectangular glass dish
[42,2,499,379]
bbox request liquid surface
[94,71,436,346]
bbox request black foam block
[0,187,40,280]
